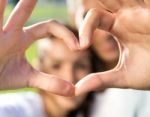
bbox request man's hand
[0,0,79,96]
[76,2,150,95]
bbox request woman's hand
[76,2,150,96]
[0,0,80,96]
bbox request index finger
[79,8,115,49]
[4,0,37,30]
[23,20,80,51]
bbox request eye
[51,63,61,70]
[108,35,116,44]
[75,63,88,70]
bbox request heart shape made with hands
[1,0,150,97]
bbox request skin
[72,0,119,69]
[97,0,148,12]
[0,0,80,96]
[37,38,91,117]
[75,1,150,96]
[93,30,119,66]
[1,0,150,97]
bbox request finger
[28,71,75,97]
[24,20,80,51]
[79,8,115,49]
[4,0,37,30]
[144,0,150,7]
[0,0,7,28]
[98,0,122,12]
[75,70,126,96]
[120,0,142,7]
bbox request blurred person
[91,30,119,71]
[67,0,150,117]
[0,26,93,117]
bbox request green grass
[0,3,68,93]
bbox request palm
[76,5,150,95]
[111,7,150,89]
[0,54,32,89]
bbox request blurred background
[1,0,69,93]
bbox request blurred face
[39,39,91,111]
[93,30,119,62]
[67,0,100,28]
[70,0,119,63]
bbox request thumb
[28,70,75,97]
[75,70,126,96]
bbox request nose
[63,65,76,84]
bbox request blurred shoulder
[0,92,46,117]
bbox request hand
[97,0,150,12]
[0,0,79,96]
[76,3,150,96]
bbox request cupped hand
[0,0,80,96]
[76,3,150,96]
